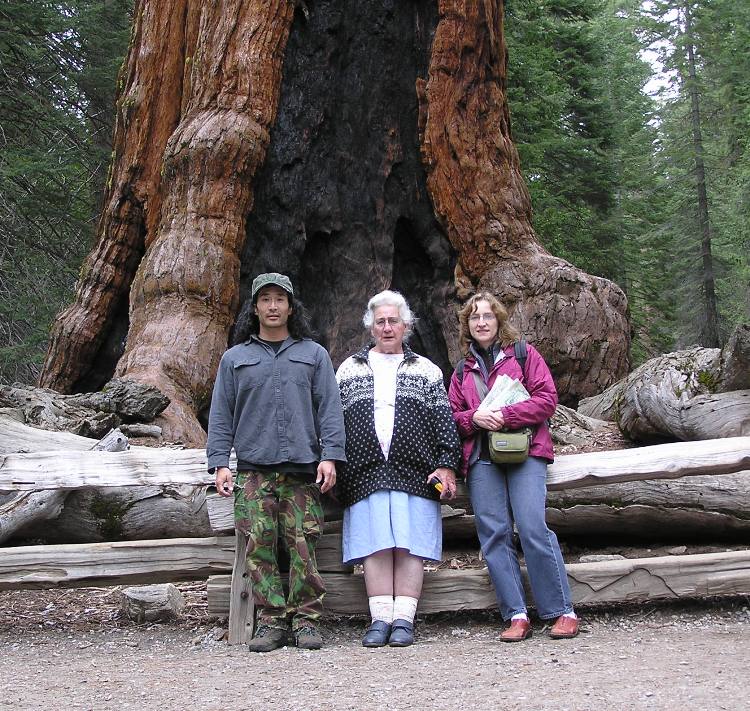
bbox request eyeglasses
[373,317,403,328]
[468,312,497,323]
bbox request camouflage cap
[251,272,294,301]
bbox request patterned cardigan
[335,343,461,508]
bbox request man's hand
[427,467,457,500]
[316,460,337,494]
[472,408,504,431]
[215,466,233,497]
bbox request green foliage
[506,0,621,281]
[506,0,748,362]
[0,0,131,383]
[637,0,750,350]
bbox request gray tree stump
[120,583,186,623]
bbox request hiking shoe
[247,625,289,652]
[294,626,323,650]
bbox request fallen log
[3,437,748,492]
[207,549,750,615]
[0,416,122,455]
[548,503,750,540]
[0,537,236,590]
[0,490,67,545]
[0,534,349,591]
[0,417,212,543]
[546,472,750,540]
[0,424,130,544]
[579,324,750,442]
[120,583,185,623]
[545,438,750,490]
[17,485,214,543]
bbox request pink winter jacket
[448,342,557,477]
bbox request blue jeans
[468,457,572,620]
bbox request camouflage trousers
[234,471,325,630]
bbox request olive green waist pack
[488,428,532,464]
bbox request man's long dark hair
[231,293,316,345]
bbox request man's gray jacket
[206,336,346,471]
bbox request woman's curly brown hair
[458,292,520,356]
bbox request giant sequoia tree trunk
[39,0,629,446]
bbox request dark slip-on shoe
[362,620,392,648]
[388,619,414,647]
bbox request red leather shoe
[500,618,532,642]
[549,615,579,639]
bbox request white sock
[563,610,578,619]
[511,613,529,621]
[368,595,394,624]
[393,595,419,623]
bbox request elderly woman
[448,292,578,641]
[336,290,461,648]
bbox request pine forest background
[1,0,748,385]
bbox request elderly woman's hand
[472,408,504,431]
[428,467,457,500]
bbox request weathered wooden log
[545,438,750,490]
[546,471,750,540]
[207,549,750,615]
[0,415,103,454]
[120,423,162,439]
[548,503,750,540]
[0,423,129,543]
[579,324,750,442]
[0,537,236,590]
[18,485,213,543]
[0,534,348,591]
[91,428,129,452]
[549,471,750,514]
[0,380,169,439]
[0,490,67,545]
[4,437,748,492]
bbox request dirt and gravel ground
[1,584,748,711]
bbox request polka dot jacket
[335,343,461,508]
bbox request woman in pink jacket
[448,292,578,641]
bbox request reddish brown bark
[113,1,296,445]
[419,0,629,398]
[41,0,296,445]
[40,1,190,393]
[40,0,629,447]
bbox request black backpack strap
[514,340,528,377]
[455,357,466,384]
[458,343,526,383]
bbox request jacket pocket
[288,353,316,387]
[234,356,264,390]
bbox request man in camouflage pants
[207,273,345,652]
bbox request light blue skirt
[342,489,442,565]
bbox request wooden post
[227,528,254,645]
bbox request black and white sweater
[335,343,461,508]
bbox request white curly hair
[362,289,416,337]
